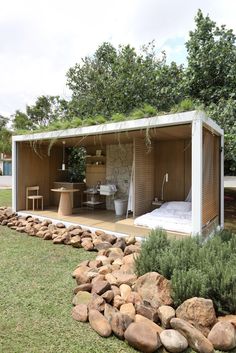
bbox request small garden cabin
[12,111,224,237]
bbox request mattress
[134,201,192,233]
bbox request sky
[0,0,236,117]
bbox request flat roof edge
[12,110,223,142]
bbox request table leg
[58,192,72,216]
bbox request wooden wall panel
[202,129,220,225]
[17,142,50,210]
[49,145,65,204]
[155,140,191,201]
[133,139,155,217]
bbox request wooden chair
[26,186,44,211]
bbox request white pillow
[164,201,191,212]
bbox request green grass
[0,189,12,207]
[0,227,135,353]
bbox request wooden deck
[19,207,189,239]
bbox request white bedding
[134,201,192,233]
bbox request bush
[111,113,126,122]
[135,229,236,314]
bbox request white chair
[26,186,44,211]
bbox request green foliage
[185,9,236,104]
[66,42,184,117]
[111,113,126,122]
[135,229,236,314]
[171,98,196,113]
[67,147,86,182]
[0,116,12,153]
[95,115,107,124]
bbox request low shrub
[135,229,236,314]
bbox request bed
[134,201,192,233]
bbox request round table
[51,188,79,216]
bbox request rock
[134,272,172,309]
[136,303,159,322]
[95,255,111,266]
[94,240,112,251]
[112,270,137,286]
[91,280,111,295]
[208,321,236,351]
[77,260,89,268]
[176,297,217,336]
[113,295,125,309]
[89,260,102,268]
[73,283,92,294]
[170,318,214,353]
[105,273,118,285]
[70,228,83,236]
[88,293,105,312]
[56,222,65,228]
[70,235,82,248]
[72,304,88,322]
[72,266,90,284]
[125,235,136,245]
[81,239,94,251]
[53,236,64,244]
[105,247,124,261]
[158,305,176,328]
[120,284,132,301]
[122,254,136,266]
[135,314,163,334]
[120,303,136,321]
[104,303,119,323]
[101,290,114,303]
[111,311,133,339]
[95,230,117,244]
[126,292,143,306]
[218,315,236,327]
[124,322,162,353]
[124,244,141,256]
[98,265,112,275]
[86,268,99,281]
[72,291,92,306]
[89,309,112,337]
[160,329,188,353]
[91,274,105,284]
[113,237,126,251]
[111,285,120,297]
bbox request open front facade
[12,111,224,237]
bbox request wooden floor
[19,207,189,239]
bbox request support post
[12,140,17,212]
[220,134,224,228]
[191,118,203,235]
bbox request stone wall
[106,144,133,210]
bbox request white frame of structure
[12,110,224,235]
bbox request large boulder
[89,309,112,337]
[91,280,111,295]
[176,297,216,336]
[134,314,163,334]
[124,322,162,353]
[120,303,136,321]
[133,272,173,309]
[170,318,214,353]
[160,329,188,353]
[208,321,236,351]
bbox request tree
[185,9,236,104]
[185,10,236,174]
[66,42,184,118]
[12,110,34,131]
[26,95,69,128]
[0,116,11,153]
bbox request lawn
[0,226,135,353]
[0,189,12,207]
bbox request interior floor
[19,207,190,238]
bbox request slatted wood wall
[17,142,50,210]
[155,140,191,201]
[133,138,155,217]
[202,129,220,225]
